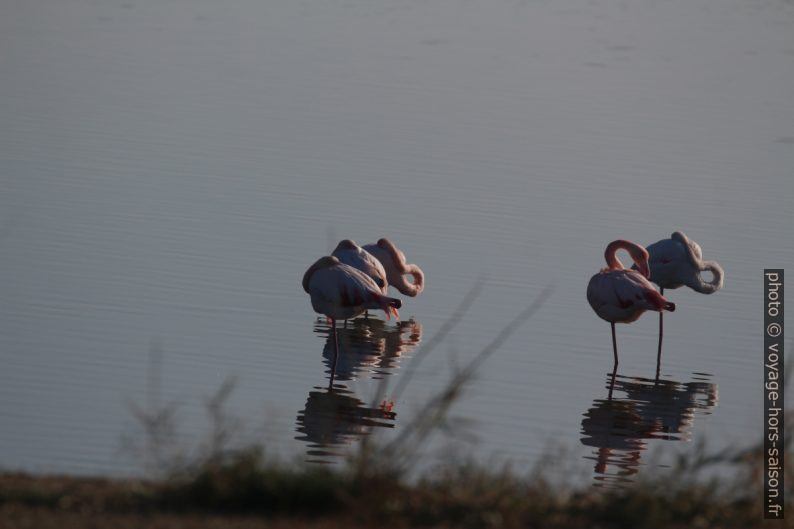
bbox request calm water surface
[1,0,793,482]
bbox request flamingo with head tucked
[641,231,724,369]
[303,256,401,385]
[587,240,676,369]
[363,238,425,297]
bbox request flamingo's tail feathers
[645,290,675,313]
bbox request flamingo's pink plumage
[587,240,675,368]
[362,238,424,297]
[303,256,401,321]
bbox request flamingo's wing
[644,237,691,289]
[588,270,666,322]
[358,249,388,290]
[332,247,388,291]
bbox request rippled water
[1,0,793,482]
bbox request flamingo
[362,238,425,297]
[587,240,676,369]
[303,256,401,385]
[641,231,724,369]
[331,239,388,294]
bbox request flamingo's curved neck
[689,260,725,293]
[604,240,631,270]
[604,240,650,277]
[395,263,424,296]
[378,238,406,272]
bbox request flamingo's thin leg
[656,287,664,380]
[611,322,618,369]
[329,319,339,389]
[607,365,618,401]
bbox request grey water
[1,0,793,482]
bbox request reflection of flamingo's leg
[656,287,664,380]
[329,319,339,389]
[611,322,618,369]
[607,365,617,401]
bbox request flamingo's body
[644,231,724,293]
[331,240,388,294]
[303,256,402,386]
[362,238,425,297]
[303,256,400,321]
[587,240,675,368]
[587,269,674,324]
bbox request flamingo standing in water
[363,238,425,297]
[642,231,724,368]
[587,240,676,368]
[303,256,401,384]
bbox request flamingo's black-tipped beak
[665,302,676,312]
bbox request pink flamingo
[362,238,425,297]
[587,240,676,368]
[642,232,724,366]
[303,256,401,384]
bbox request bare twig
[362,286,553,472]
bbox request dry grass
[0,459,783,529]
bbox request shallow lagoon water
[1,0,793,482]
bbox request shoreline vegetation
[0,444,784,529]
[2,289,790,528]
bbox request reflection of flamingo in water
[581,372,718,487]
[587,240,676,368]
[295,384,396,464]
[638,232,724,373]
[363,238,425,297]
[303,256,401,385]
[314,318,423,381]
